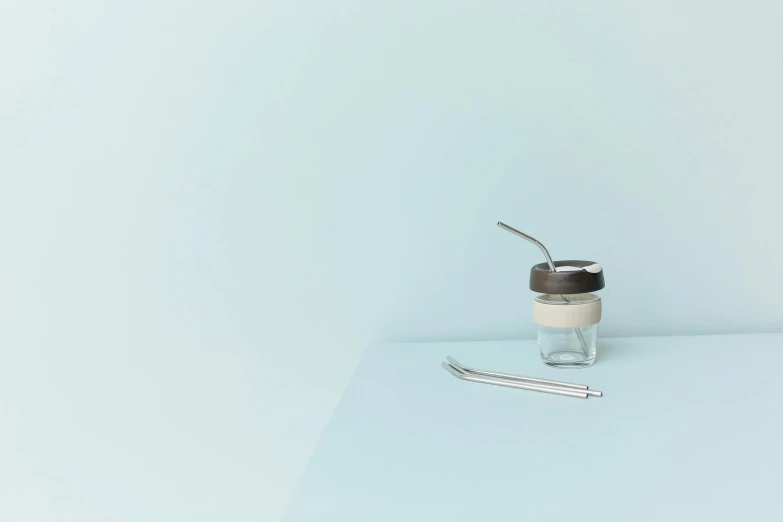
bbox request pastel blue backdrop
[2,1,781,521]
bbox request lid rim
[529,260,605,294]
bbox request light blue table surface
[283,334,783,521]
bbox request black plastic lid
[529,260,605,294]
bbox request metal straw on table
[441,357,603,399]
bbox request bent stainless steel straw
[447,356,602,397]
[441,362,589,399]
[496,222,557,270]
[496,221,590,358]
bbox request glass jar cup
[533,293,601,368]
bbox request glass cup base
[541,350,596,368]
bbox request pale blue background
[1,1,782,521]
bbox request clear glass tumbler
[533,293,601,368]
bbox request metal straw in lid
[497,221,590,358]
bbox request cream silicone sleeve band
[533,297,602,328]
